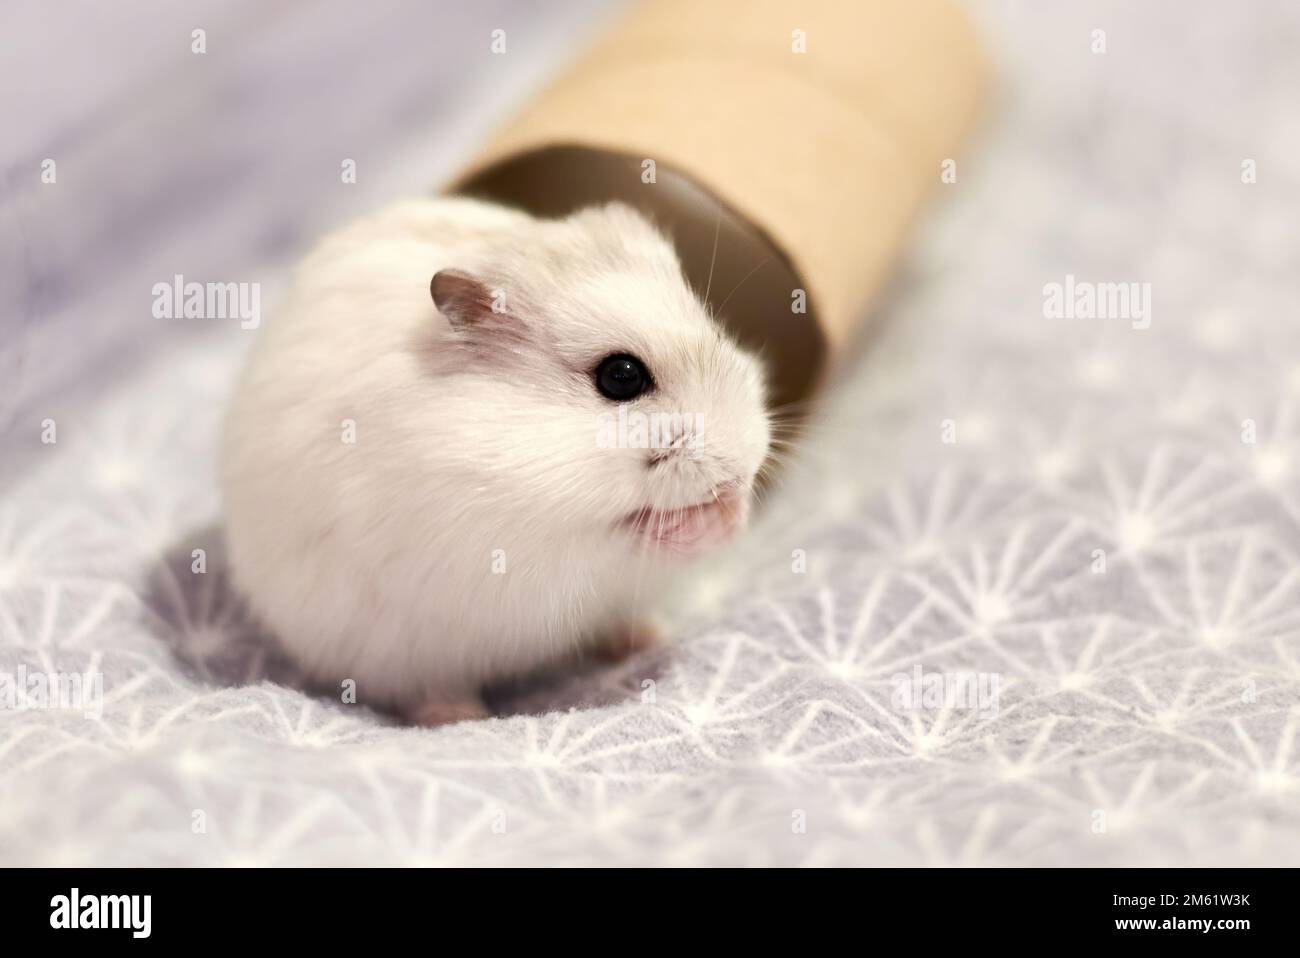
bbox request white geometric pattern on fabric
[2,0,1299,865]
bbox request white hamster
[220,197,770,723]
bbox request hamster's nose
[644,421,704,468]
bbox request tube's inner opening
[451,145,827,417]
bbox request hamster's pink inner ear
[430,269,494,330]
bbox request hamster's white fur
[221,198,770,713]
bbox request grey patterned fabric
[2,1,1299,866]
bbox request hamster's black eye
[595,354,652,401]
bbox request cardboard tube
[451,0,986,412]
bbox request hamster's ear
[430,269,530,348]
[430,269,493,330]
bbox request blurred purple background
[0,0,623,458]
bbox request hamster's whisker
[766,397,825,417]
[714,254,775,319]
[765,440,809,459]
[766,419,859,444]
[702,207,722,307]
[765,408,842,430]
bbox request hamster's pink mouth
[619,485,747,557]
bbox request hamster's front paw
[407,697,491,727]
[590,621,660,663]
